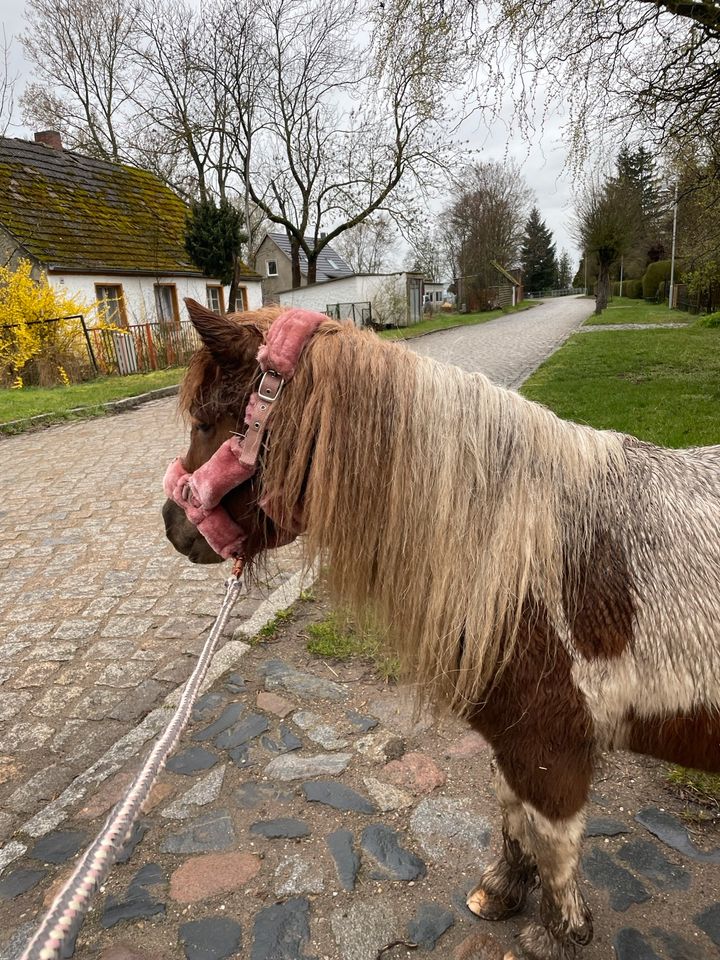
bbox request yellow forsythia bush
[0,260,90,386]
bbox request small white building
[274,272,426,327]
[0,132,263,330]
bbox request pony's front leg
[467,765,537,920]
[518,807,592,960]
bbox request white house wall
[276,274,408,321]
[47,273,263,325]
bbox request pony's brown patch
[563,518,636,660]
[626,707,720,771]
[469,604,595,822]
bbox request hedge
[642,260,672,300]
[612,279,643,298]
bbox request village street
[3,297,718,960]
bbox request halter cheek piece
[163,308,328,560]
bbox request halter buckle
[257,370,284,402]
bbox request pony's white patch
[571,442,720,745]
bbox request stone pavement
[407,296,594,387]
[1,602,718,960]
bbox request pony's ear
[184,298,256,364]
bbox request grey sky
[1,0,580,272]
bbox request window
[435,291,442,301]
[95,284,127,327]
[206,285,225,314]
[234,286,248,312]
[266,260,278,277]
[154,284,179,323]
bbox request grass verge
[306,611,399,682]
[379,301,535,341]
[0,368,185,432]
[250,607,295,645]
[584,299,690,326]
[521,322,720,447]
[667,766,720,810]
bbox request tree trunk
[307,256,317,285]
[227,256,239,314]
[290,237,302,288]
[595,260,611,314]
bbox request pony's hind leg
[467,767,537,920]
[518,807,592,960]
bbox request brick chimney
[34,130,63,150]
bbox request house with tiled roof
[0,132,263,327]
[256,231,354,301]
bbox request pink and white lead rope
[19,572,245,960]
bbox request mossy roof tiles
[0,137,204,275]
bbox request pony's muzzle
[162,499,224,564]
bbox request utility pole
[668,181,678,310]
[584,252,588,295]
[619,256,624,298]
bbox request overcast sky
[2,0,581,271]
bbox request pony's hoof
[466,883,526,921]
[517,922,581,960]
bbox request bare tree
[0,30,16,136]
[375,0,720,163]
[216,0,465,287]
[574,178,639,313]
[444,161,532,301]
[131,0,243,202]
[21,0,141,159]
[405,225,449,281]
[333,216,398,274]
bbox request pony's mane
[260,321,627,713]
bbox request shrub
[624,278,643,299]
[695,311,720,328]
[642,260,672,300]
[0,261,90,386]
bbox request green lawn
[0,368,184,428]
[379,301,534,340]
[521,322,720,448]
[584,298,690,326]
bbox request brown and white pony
[163,301,720,960]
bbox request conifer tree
[557,249,573,289]
[185,198,247,311]
[521,207,557,292]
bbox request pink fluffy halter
[163,307,328,559]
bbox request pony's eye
[195,422,213,434]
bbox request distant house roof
[266,232,354,281]
[235,261,262,281]
[0,136,206,276]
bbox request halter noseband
[163,308,328,560]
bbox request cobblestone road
[407,295,594,387]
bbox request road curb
[0,384,180,436]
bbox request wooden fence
[88,321,202,375]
